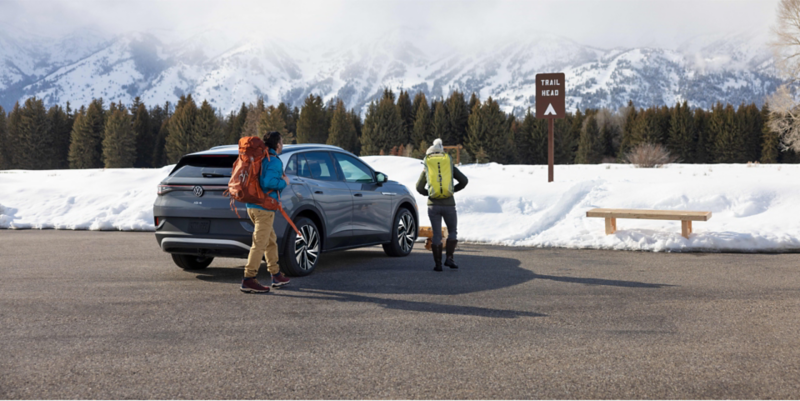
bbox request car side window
[286,154,312,178]
[303,152,339,181]
[332,153,374,183]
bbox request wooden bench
[586,208,712,239]
[418,226,449,250]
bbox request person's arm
[453,167,468,192]
[415,170,428,196]
[262,157,287,192]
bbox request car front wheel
[280,217,321,276]
[383,208,416,257]
[171,254,213,270]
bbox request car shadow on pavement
[195,246,675,294]
[277,288,547,319]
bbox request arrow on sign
[544,103,557,116]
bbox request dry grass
[625,143,678,168]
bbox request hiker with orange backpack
[240,131,291,293]
[415,138,469,272]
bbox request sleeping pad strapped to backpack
[424,153,454,199]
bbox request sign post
[535,73,565,182]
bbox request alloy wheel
[397,212,416,253]
[295,224,320,271]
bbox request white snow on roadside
[2,157,800,253]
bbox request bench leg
[681,221,691,239]
[605,217,616,235]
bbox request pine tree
[102,105,136,168]
[226,103,247,144]
[711,104,742,163]
[412,92,428,117]
[432,100,450,145]
[165,94,199,164]
[468,93,480,116]
[556,109,581,164]
[132,98,152,167]
[739,103,763,163]
[446,90,469,145]
[259,105,289,140]
[327,99,357,153]
[412,98,432,150]
[241,97,265,138]
[465,97,508,162]
[360,101,380,155]
[396,90,413,146]
[277,102,296,142]
[14,97,51,170]
[68,99,106,168]
[195,100,225,149]
[575,113,602,164]
[518,109,547,164]
[0,106,7,169]
[6,102,22,168]
[150,102,170,167]
[363,93,403,153]
[667,101,696,163]
[760,103,779,163]
[350,108,363,155]
[694,108,711,163]
[152,120,170,167]
[47,104,71,169]
[617,100,638,160]
[296,95,328,143]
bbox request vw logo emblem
[193,186,204,197]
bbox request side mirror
[376,172,388,184]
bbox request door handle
[314,191,324,194]
[354,193,363,197]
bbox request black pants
[428,205,457,245]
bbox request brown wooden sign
[534,72,565,182]
[535,73,565,119]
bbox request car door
[331,152,394,245]
[300,151,354,250]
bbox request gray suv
[154,144,419,276]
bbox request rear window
[170,155,237,178]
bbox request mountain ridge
[0,27,782,116]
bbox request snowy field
[2,156,800,252]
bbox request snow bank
[2,158,800,252]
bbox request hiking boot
[240,277,270,293]
[444,239,459,269]
[271,272,290,288]
[432,243,443,272]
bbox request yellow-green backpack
[425,153,454,199]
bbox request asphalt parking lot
[1,230,799,399]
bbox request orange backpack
[224,136,301,236]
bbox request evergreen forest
[0,91,795,171]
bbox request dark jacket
[416,165,468,206]
[246,148,286,211]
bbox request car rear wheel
[383,208,416,257]
[279,217,321,277]
[171,254,213,270]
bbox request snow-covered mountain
[0,27,782,116]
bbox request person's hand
[283,175,290,185]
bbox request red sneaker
[240,278,270,293]
[271,272,290,288]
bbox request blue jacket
[246,149,287,211]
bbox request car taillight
[157,184,192,195]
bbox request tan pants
[244,208,280,278]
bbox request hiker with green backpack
[415,138,469,271]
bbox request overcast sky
[0,0,780,50]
